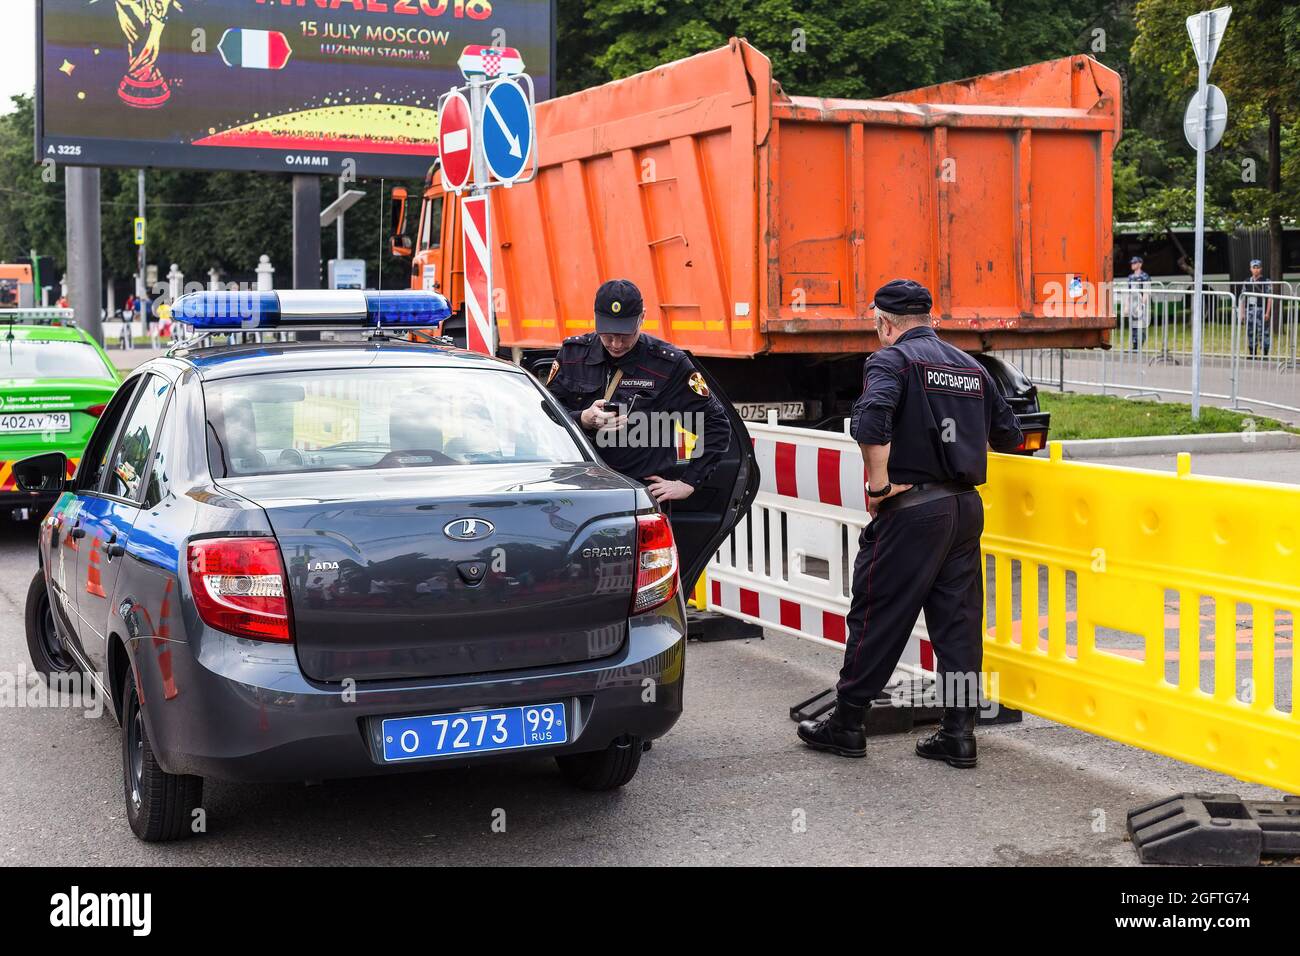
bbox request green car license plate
[0,412,71,434]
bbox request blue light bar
[365,291,452,326]
[171,290,451,330]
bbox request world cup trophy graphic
[115,0,177,109]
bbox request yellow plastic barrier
[689,574,707,611]
[980,442,1300,793]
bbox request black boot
[915,707,977,768]
[797,699,867,758]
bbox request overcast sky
[0,3,37,113]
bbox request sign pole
[1185,5,1231,420]
[449,45,533,356]
[137,169,147,334]
[1190,18,1207,421]
[467,72,496,355]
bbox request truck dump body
[416,39,1121,358]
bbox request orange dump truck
[393,38,1122,441]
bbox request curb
[1035,431,1300,459]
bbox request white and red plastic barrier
[705,417,935,676]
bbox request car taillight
[187,537,292,642]
[1016,430,1047,453]
[85,403,108,418]
[632,513,678,615]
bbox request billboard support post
[337,177,345,262]
[292,174,321,290]
[65,166,104,345]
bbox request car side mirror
[13,452,70,494]
[391,234,413,258]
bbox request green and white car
[0,313,120,513]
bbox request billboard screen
[36,0,554,178]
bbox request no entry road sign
[438,90,474,192]
[482,78,533,184]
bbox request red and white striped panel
[461,194,496,356]
[751,434,869,512]
[708,577,934,670]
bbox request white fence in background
[704,417,933,680]
[999,286,1300,416]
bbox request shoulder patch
[688,371,710,397]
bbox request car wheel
[25,569,73,678]
[121,668,204,842]
[555,736,643,791]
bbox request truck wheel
[122,667,204,842]
[25,569,72,678]
[556,736,643,791]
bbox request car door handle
[70,526,86,540]
[105,533,126,559]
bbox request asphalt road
[0,520,1287,866]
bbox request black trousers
[836,491,985,708]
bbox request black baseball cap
[594,279,644,334]
[869,278,932,315]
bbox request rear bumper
[131,600,687,783]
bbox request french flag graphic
[218,29,293,70]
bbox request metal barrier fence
[704,420,1299,793]
[999,286,1300,416]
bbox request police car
[0,312,119,516]
[16,291,756,842]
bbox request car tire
[25,568,73,678]
[555,736,643,791]
[121,668,204,842]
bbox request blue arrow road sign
[482,77,533,183]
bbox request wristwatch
[867,483,891,499]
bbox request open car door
[669,354,759,595]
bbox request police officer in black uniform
[798,279,1023,767]
[546,279,730,505]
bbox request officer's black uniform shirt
[547,332,730,487]
[850,326,1023,486]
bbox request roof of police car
[168,338,518,380]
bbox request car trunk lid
[219,463,640,681]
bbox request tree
[1133,0,1300,280]
[557,0,1106,100]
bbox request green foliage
[1039,391,1297,439]
[1129,0,1297,261]
[558,0,1104,99]
[3,1,1295,292]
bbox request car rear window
[0,339,113,380]
[204,366,584,477]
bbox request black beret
[870,278,932,316]
[594,279,644,334]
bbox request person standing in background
[1241,258,1273,357]
[1124,255,1151,352]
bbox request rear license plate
[381,702,568,762]
[0,412,71,434]
[734,401,805,422]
